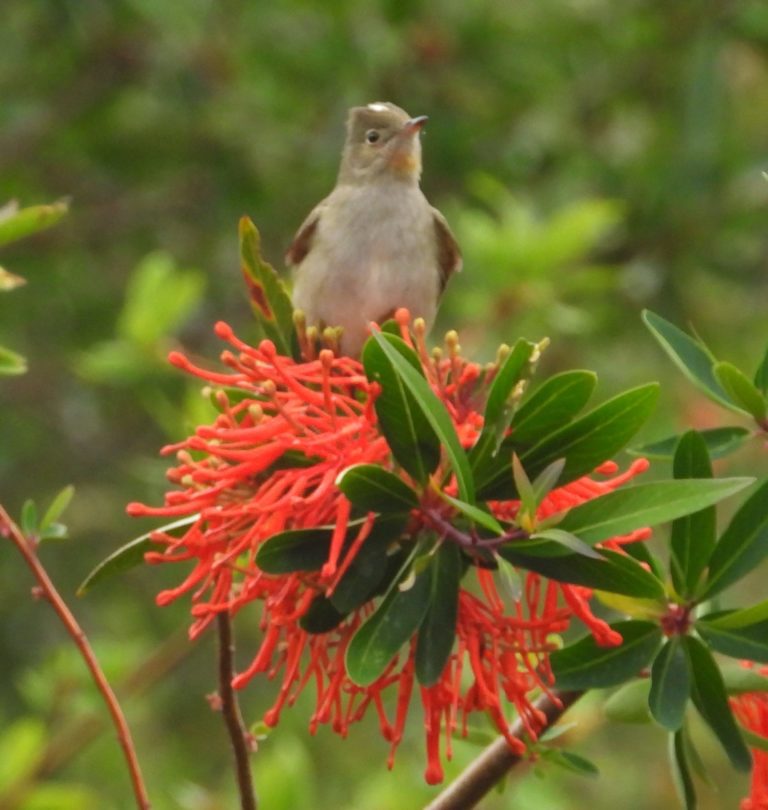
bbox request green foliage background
[1,1,767,807]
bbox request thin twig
[216,611,257,810]
[424,690,583,810]
[0,506,151,810]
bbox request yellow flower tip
[292,309,307,329]
[412,317,426,337]
[248,403,264,423]
[444,330,460,356]
[531,337,550,364]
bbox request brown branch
[424,690,584,810]
[0,506,151,810]
[216,611,257,810]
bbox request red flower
[731,663,768,810]
[128,313,650,784]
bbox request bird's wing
[432,207,462,293]
[285,197,330,267]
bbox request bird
[286,102,461,356]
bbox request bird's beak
[402,115,428,135]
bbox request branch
[424,690,583,810]
[0,506,151,810]
[216,611,258,810]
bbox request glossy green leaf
[551,620,662,689]
[685,636,751,771]
[669,431,716,597]
[755,342,768,395]
[649,638,690,731]
[701,479,768,598]
[369,331,475,502]
[700,598,768,629]
[510,370,597,445]
[557,478,751,546]
[330,515,407,613]
[499,545,666,598]
[669,729,697,810]
[714,361,767,421]
[0,199,68,248]
[631,426,752,460]
[77,514,198,595]
[239,216,294,356]
[0,344,27,375]
[336,464,419,512]
[604,680,652,724]
[299,595,346,633]
[696,611,768,663]
[362,333,440,485]
[256,526,337,573]
[477,383,659,499]
[346,567,432,685]
[642,310,737,411]
[415,543,462,685]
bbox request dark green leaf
[415,543,462,685]
[336,464,419,512]
[642,310,736,411]
[499,544,666,598]
[256,526,337,574]
[684,636,751,771]
[510,370,597,445]
[477,384,659,499]
[330,515,407,613]
[702,479,768,599]
[669,431,716,597]
[631,426,752,460]
[299,596,346,633]
[346,567,432,686]
[669,729,697,810]
[557,478,751,546]
[604,680,652,724]
[696,610,768,663]
[239,216,294,356]
[755,341,768,395]
[714,361,767,421]
[369,331,475,502]
[551,620,662,689]
[649,638,690,731]
[362,333,440,485]
[78,514,199,594]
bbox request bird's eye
[365,129,381,144]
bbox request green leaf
[330,515,407,613]
[669,431,716,597]
[0,344,27,375]
[299,595,346,633]
[0,199,68,248]
[755,341,768,395]
[77,515,199,595]
[631,426,752,460]
[642,309,739,411]
[684,635,751,771]
[440,493,504,535]
[556,478,752,546]
[551,620,662,689]
[669,729,697,810]
[649,638,690,731]
[714,361,767,421]
[369,331,475,502]
[510,370,597,445]
[239,216,294,356]
[469,338,536,468]
[336,464,419,512]
[742,729,768,754]
[499,545,666,598]
[604,680,652,723]
[415,543,462,685]
[362,333,440,486]
[20,499,38,535]
[530,529,603,559]
[696,610,768,663]
[478,383,659,499]
[721,662,768,695]
[346,566,432,685]
[700,598,768,629]
[544,749,600,778]
[701,479,768,598]
[39,485,75,535]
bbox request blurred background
[1,1,767,807]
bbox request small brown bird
[287,102,461,356]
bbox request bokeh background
[2,1,767,808]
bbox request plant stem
[0,506,151,810]
[423,690,583,810]
[216,611,257,810]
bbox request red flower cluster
[128,315,649,783]
[731,664,768,810]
